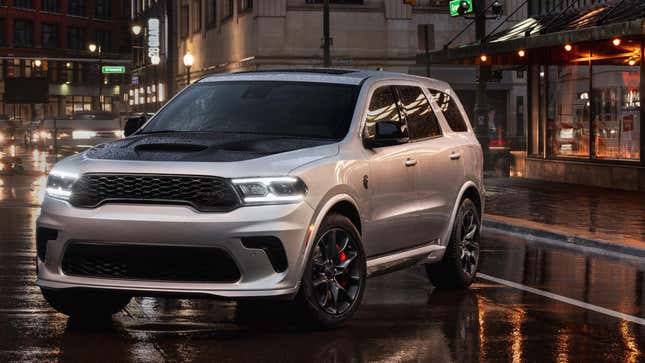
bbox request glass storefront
[542,40,642,162]
[592,65,640,161]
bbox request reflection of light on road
[9,145,16,157]
[510,309,525,363]
[33,150,48,172]
[554,328,570,363]
[35,175,48,205]
[620,320,641,363]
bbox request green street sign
[450,0,473,17]
[102,66,126,74]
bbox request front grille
[62,243,241,282]
[69,174,241,212]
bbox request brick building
[0,0,132,121]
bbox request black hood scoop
[86,132,335,162]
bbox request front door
[363,86,421,257]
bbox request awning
[424,0,645,64]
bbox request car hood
[54,133,340,178]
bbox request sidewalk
[484,177,645,257]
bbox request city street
[1,148,643,362]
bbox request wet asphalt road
[1,149,645,362]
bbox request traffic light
[457,0,471,16]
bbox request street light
[89,43,104,111]
[183,51,194,85]
[132,24,142,36]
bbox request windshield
[142,81,360,140]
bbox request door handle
[450,152,461,160]
[405,159,418,167]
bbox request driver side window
[364,86,406,139]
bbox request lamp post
[183,51,194,85]
[89,43,103,111]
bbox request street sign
[102,66,126,74]
[450,0,473,16]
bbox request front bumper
[36,197,315,299]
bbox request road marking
[478,273,645,326]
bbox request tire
[296,213,366,329]
[41,288,131,319]
[426,198,481,289]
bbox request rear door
[396,85,464,243]
[363,85,421,257]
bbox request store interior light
[34,59,42,67]
[612,38,621,46]
[629,59,637,66]
[480,54,488,62]
[517,49,526,58]
[564,44,573,52]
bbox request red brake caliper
[338,245,348,288]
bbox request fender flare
[293,193,362,286]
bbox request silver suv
[37,69,483,327]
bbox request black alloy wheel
[310,228,362,315]
[297,213,366,328]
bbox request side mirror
[363,120,409,149]
[124,115,146,137]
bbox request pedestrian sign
[102,66,126,74]
[450,0,473,17]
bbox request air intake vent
[62,243,241,282]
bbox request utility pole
[474,0,491,168]
[323,0,331,67]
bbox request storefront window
[592,65,640,161]
[547,65,590,158]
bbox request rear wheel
[296,214,366,329]
[426,198,480,289]
[41,288,131,319]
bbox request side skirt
[366,242,446,278]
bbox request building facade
[174,0,522,82]
[0,0,132,121]
[129,0,177,113]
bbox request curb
[483,217,645,259]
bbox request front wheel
[296,214,366,329]
[426,198,481,289]
[41,288,131,319]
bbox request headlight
[46,171,79,200]
[232,177,307,205]
[72,130,97,139]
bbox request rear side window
[364,86,406,138]
[430,90,469,132]
[396,86,441,140]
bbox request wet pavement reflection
[1,148,644,362]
